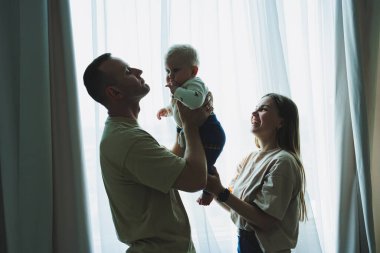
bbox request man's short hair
[83,53,113,105]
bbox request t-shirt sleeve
[173,78,208,109]
[253,157,298,220]
[229,152,253,189]
[123,134,186,194]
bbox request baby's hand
[157,108,169,120]
[165,81,178,94]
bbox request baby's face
[165,56,194,86]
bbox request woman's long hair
[256,93,307,221]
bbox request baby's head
[165,44,199,86]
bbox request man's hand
[177,91,214,128]
[204,167,225,195]
[177,101,209,128]
[202,92,214,114]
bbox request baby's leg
[198,115,226,205]
[199,114,226,170]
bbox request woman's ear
[105,86,123,99]
[192,66,199,76]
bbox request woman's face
[251,96,283,140]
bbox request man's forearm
[183,126,207,185]
[171,133,184,157]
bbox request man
[83,53,210,253]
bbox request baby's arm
[173,78,208,109]
[157,105,173,120]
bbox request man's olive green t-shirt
[100,117,195,253]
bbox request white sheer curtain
[69,1,378,252]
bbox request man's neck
[108,105,140,120]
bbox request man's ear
[192,66,199,76]
[105,86,123,99]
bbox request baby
[157,44,226,205]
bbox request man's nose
[132,68,142,76]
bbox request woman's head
[253,93,300,156]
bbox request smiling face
[251,96,283,142]
[165,55,197,86]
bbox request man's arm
[171,133,184,157]
[172,102,208,192]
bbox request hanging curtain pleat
[48,0,91,252]
[0,0,91,252]
[335,0,377,252]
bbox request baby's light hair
[165,44,199,66]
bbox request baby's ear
[192,66,199,76]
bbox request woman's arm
[221,192,278,231]
[206,171,278,231]
[214,197,231,212]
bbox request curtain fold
[0,159,7,253]
[372,50,380,253]
[0,0,20,252]
[356,0,380,249]
[335,0,377,252]
[0,0,90,252]
[16,1,53,252]
[48,0,91,252]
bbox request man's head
[83,53,149,108]
[83,53,113,106]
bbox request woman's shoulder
[273,149,296,160]
[235,150,259,168]
[246,150,260,160]
[268,149,301,174]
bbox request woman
[206,93,307,253]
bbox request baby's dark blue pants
[177,114,226,174]
[199,114,226,174]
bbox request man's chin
[142,85,150,97]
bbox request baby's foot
[197,191,214,206]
